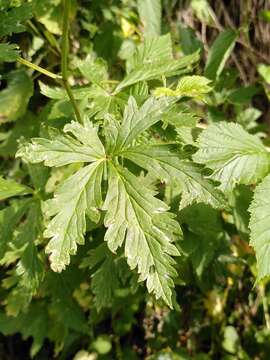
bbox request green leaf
[258,64,270,84]
[227,85,261,105]
[17,119,105,166]
[0,111,39,157]
[0,3,33,37]
[154,75,212,101]
[128,34,173,70]
[138,0,161,37]
[180,204,225,277]
[205,29,237,80]
[0,177,32,200]
[15,202,44,292]
[191,0,215,25]
[179,25,203,55]
[103,162,182,307]
[44,161,104,272]
[249,174,270,280]
[92,256,119,310]
[77,56,108,84]
[110,96,174,154]
[0,43,20,62]
[122,144,226,209]
[0,200,30,259]
[0,200,43,316]
[193,122,270,193]
[0,304,48,357]
[116,35,200,92]
[81,243,119,310]
[0,70,33,123]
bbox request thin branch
[17,57,62,80]
[61,0,83,124]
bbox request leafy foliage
[193,122,270,192]
[1,0,270,359]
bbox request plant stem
[61,0,83,124]
[17,57,62,80]
[259,284,270,329]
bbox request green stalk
[61,0,83,124]
[17,57,62,80]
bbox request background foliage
[1,0,270,359]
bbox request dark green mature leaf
[193,122,270,193]
[103,162,182,307]
[180,204,225,277]
[91,255,119,311]
[138,0,161,37]
[122,144,226,209]
[0,3,33,37]
[205,29,237,80]
[0,177,32,200]
[179,25,203,55]
[0,70,33,122]
[0,111,40,156]
[0,304,48,357]
[0,43,20,62]
[249,175,270,280]
[227,85,261,105]
[0,200,30,259]
[15,201,44,292]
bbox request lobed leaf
[249,175,270,280]
[17,119,105,166]
[44,161,104,272]
[0,177,32,201]
[122,144,226,209]
[103,163,182,307]
[193,122,270,193]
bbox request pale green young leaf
[191,0,215,25]
[17,119,105,166]
[0,43,20,62]
[122,144,226,209]
[258,64,270,84]
[138,0,161,37]
[193,122,270,193]
[0,177,32,201]
[0,70,33,122]
[249,175,270,280]
[44,161,104,272]
[205,29,237,80]
[154,75,212,101]
[103,163,181,307]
